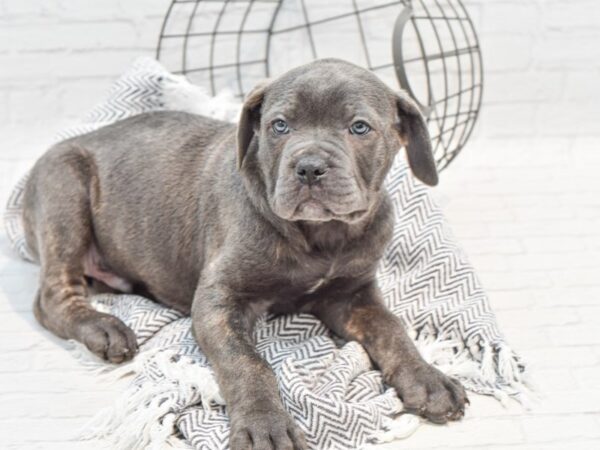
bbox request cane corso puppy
[23,58,467,449]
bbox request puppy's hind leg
[24,144,138,363]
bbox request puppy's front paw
[75,311,138,363]
[230,409,307,450]
[392,362,469,424]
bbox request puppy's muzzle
[295,155,328,186]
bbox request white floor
[1,126,599,449]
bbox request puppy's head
[238,58,437,223]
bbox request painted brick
[500,326,551,351]
[484,71,564,105]
[391,417,526,448]
[0,50,150,81]
[563,69,600,102]
[497,306,579,328]
[522,236,586,253]
[520,414,600,442]
[0,21,140,52]
[520,346,599,369]
[493,441,600,450]
[532,368,578,392]
[481,34,534,72]
[535,101,600,137]
[534,30,600,69]
[543,0,600,31]
[480,1,540,35]
[459,238,523,255]
[532,286,600,307]
[536,389,600,415]
[0,417,90,443]
[572,137,600,167]
[574,367,600,390]
[2,0,55,16]
[547,325,600,346]
[478,104,537,138]
[487,290,536,311]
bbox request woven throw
[3,57,529,450]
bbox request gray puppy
[23,59,467,450]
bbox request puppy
[23,58,467,450]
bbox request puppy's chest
[249,253,370,316]
[281,251,369,297]
[244,248,374,316]
[263,258,362,316]
[302,258,338,294]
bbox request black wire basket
[156,0,483,171]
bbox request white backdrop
[1,0,599,141]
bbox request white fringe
[79,349,223,450]
[366,414,422,448]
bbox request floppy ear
[237,80,270,170]
[395,92,438,186]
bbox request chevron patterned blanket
[4,58,529,450]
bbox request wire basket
[157,0,483,171]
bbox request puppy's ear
[395,92,438,186]
[237,80,270,170]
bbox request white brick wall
[1,0,599,139]
[468,0,600,138]
[0,0,170,131]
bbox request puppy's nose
[295,157,328,185]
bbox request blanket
[3,57,529,450]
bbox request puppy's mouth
[271,169,370,223]
[288,196,368,223]
[295,198,327,219]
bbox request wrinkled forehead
[262,67,395,126]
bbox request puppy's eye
[350,121,371,136]
[272,119,289,135]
